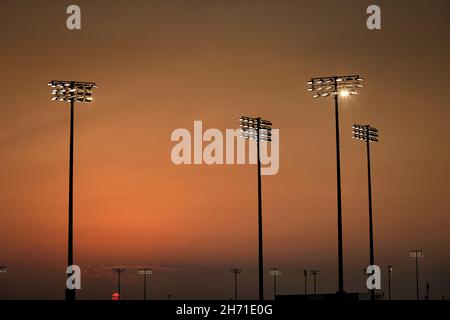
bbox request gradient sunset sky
[0,0,449,299]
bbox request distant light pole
[48,80,97,301]
[309,270,320,294]
[0,266,8,297]
[307,75,363,296]
[229,268,242,300]
[239,116,272,300]
[303,269,308,295]
[138,268,153,300]
[425,283,430,300]
[409,250,423,300]
[388,265,393,300]
[269,268,281,300]
[363,268,370,294]
[113,268,126,300]
[352,124,379,301]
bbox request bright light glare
[339,90,350,97]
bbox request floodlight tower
[387,265,393,300]
[113,268,126,300]
[409,250,423,300]
[269,268,281,300]
[138,268,153,300]
[352,124,379,300]
[307,75,363,296]
[238,116,272,300]
[0,266,6,293]
[48,80,98,301]
[229,268,242,300]
[303,269,308,295]
[309,270,320,294]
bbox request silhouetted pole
[229,268,242,300]
[309,270,320,294]
[363,268,369,294]
[49,80,97,301]
[366,136,374,270]
[303,270,308,295]
[388,265,393,300]
[352,124,379,301]
[239,116,272,301]
[256,121,264,301]
[144,273,147,300]
[273,274,277,298]
[113,268,126,300]
[0,266,6,292]
[333,93,344,296]
[269,268,281,300]
[365,127,375,301]
[313,273,316,295]
[118,272,121,298]
[409,250,423,300]
[138,268,153,300]
[416,257,419,300]
[368,150,374,299]
[307,75,363,297]
[66,96,75,301]
[235,272,238,300]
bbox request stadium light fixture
[307,75,363,296]
[238,116,272,300]
[352,124,379,300]
[48,80,98,301]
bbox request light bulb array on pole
[352,124,379,300]
[307,75,363,296]
[238,116,272,300]
[48,80,98,301]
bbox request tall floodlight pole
[0,265,6,293]
[229,268,242,300]
[0,265,6,294]
[388,265,393,300]
[138,268,153,300]
[307,75,363,296]
[113,268,126,300]
[48,80,97,301]
[239,116,272,300]
[352,124,379,300]
[303,269,308,295]
[269,268,281,300]
[409,250,423,300]
[309,270,320,294]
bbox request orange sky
[0,0,449,299]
